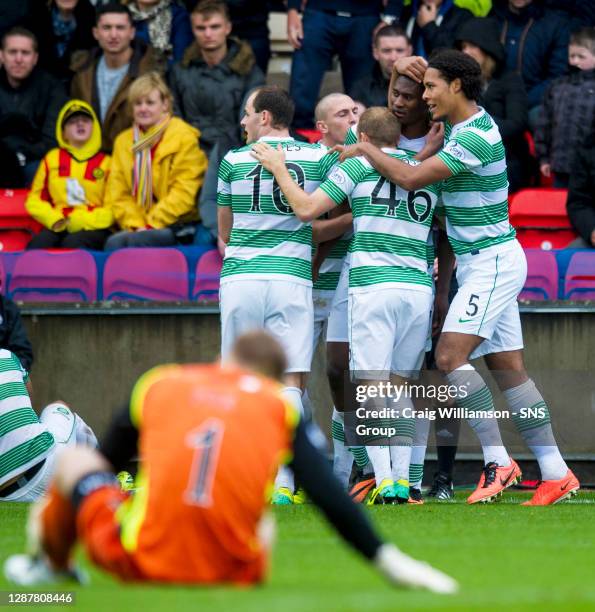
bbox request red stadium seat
[103,248,189,301]
[8,250,97,302]
[0,189,42,251]
[519,249,558,301]
[192,249,222,301]
[564,252,595,301]
[509,189,578,249]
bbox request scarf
[129,0,173,57]
[132,115,171,211]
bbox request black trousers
[27,229,111,250]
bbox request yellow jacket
[26,100,113,233]
[105,117,208,231]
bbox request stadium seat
[295,129,322,143]
[103,248,189,301]
[192,249,222,301]
[0,189,42,251]
[519,249,558,301]
[8,250,97,302]
[563,252,595,301]
[509,189,578,249]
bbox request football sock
[274,387,305,492]
[447,364,510,467]
[409,417,430,489]
[38,484,77,570]
[435,416,461,478]
[366,445,392,486]
[389,394,415,482]
[350,446,371,470]
[331,408,353,489]
[503,379,567,480]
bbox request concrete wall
[21,305,595,458]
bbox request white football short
[326,260,349,343]
[312,289,334,349]
[3,403,98,502]
[442,239,527,359]
[220,279,314,373]
[348,287,433,380]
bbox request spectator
[490,0,571,117]
[399,0,473,58]
[351,26,412,108]
[545,1,595,30]
[0,28,67,187]
[287,0,402,128]
[46,0,96,83]
[227,0,272,74]
[105,72,208,249]
[455,0,492,17]
[169,0,265,157]
[0,295,33,372]
[70,2,156,152]
[534,27,595,189]
[25,100,113,250]
[456,17,532,192]
[122,0,193,69]
[0,0,54,66]
[567,126,595,248]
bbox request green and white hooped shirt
[218,137,338,286]
[437,108,516,256]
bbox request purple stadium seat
[192,249,222,300]
[564,252,595,301]
[519,249,558,301]
[8,250,97,302]
[103,248,189,301]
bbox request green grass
[1,492,594,611]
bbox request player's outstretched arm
[251,143,335,221]
[290,420,458,594]
[334,142,452,191]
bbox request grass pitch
[1,491,594,612]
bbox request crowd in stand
[0,0,593,250]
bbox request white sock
[390,445,412,483]
[503,379,567,480]
[366,446,392,486]
[331,409,353,489]
[274,387,305,492]
[409,417,430,488]
[447,364,510,467]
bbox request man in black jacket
[351,26,412,108]
[567,130,595,248]
[491,0,571,116]
[456,17,532,192]
[399,0,473,58]
[0,27,67,187]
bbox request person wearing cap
[25,99,112,250]
[456,16,533,193]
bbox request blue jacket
[491,0,571,108]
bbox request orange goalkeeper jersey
[115,363,297,584]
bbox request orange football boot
[521,470,580,506]
[467,458,522,504]
[349,476,376,503]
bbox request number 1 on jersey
[184,418,224,507]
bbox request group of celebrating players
[3,48,579,594]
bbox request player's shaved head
[357,107,400,148]
[230,331,287,382]
[315,93,354,123]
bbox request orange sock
[39,484,77,570]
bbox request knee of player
[434,348,459,375]
[54,446,110,497]
[326,360,345,392]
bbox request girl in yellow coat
[25,100,112,249]
[105,72,208,249]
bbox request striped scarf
[132,115,171,210]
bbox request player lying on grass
[328,50,579,506]
[253,107,443,506]
[4,331,457,594]
[0,349,97,503]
